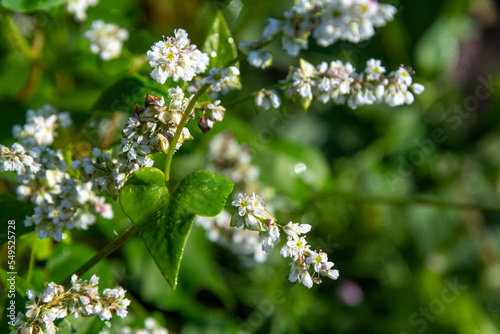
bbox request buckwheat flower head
[66,0,99,22]
[258,0,397,56]
[231,192,271,231]
[229,192,340,288]
[147,29,209,84]
[0,143,41,175]
[11,275,129,334]
[13,104,71,146]
[3,106,113,241]
[85,20,129,61]
[74,91,195,199]
[282,58,425,110]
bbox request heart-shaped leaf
[120,168,233,289]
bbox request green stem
[320,192,500,214]
[164,83,211,187]
[61,225,138,287]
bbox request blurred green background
[1,0,500,333]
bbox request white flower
[259,220,281,253]
[283,221,311,239]
[289,262,313,288]
[254,89,281,110]
[66,0,98,22]
[147,29,209,84]
[231,193,265,231]
[394,66,412,86]
[247,50,273,69]
[280,236,308,259]
[85,20,129,61]
[365,58,386,81]
[262,18,282,42]
[411,83,425,95]
[204,66,240,92]
[306,251,329,272]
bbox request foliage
[1,0,500,333]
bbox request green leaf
[203,10,238,69]
[0,194,34,246]
[91,74,173,114]
[1,0,64,12]
[120,168,233,289]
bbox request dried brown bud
[133,103,144,116]
[145,94,163,108]
[197,116,214,134]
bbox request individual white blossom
[85,20,129,60]
[282,58,425,110]
[203,66,240,92]
[254,89,281,110]
[11,275,129,334]
[239,41,274,69]
[248,50,273,69]
[147,29,209,83]
[66,0,99,22]
[259,0,397,56]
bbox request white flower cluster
[72,148,127,200]
[85,20,129,61]
[12,104,72,146]
[73,90,194,198]
[282,58,425,110]
[66,0,99,22]
[99,317,168,334]
[206,132,260,185]
[232,193,339,288]
[196,210,268,265]
[261,0,397,56]
[147,29,209,84]
[254,89,281,110]
[1,106,113,241]
[11,274,130,334]
[195,133,265,265]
